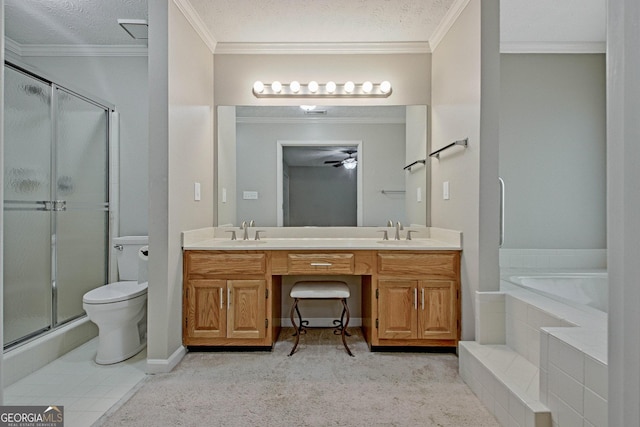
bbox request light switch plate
[443,181,450,200]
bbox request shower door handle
[52,200,67,211]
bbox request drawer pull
[310,262,333,267]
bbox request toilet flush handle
[113,244,124,251]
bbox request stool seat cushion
[290,281,350,299]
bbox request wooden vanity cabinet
[183,251,272,346]
[374,252,460,347]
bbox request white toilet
[83,236,148,365]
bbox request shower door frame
[3,59,117,349]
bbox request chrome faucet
[394,221,403,240]
[238,221,250,240]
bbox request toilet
[83,236,148,365]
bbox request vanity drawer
[185,251,266,276]
[287,253,355,274]
[377,252,459,278]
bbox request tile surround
[462,266,608,427]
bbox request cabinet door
[227,280,266,339]
[377,280,417,339]
[185,279,226,340]
[418,280,457,340]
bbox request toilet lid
[83,281,148,304]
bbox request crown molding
[173,0,217,54]
[500,41,606,54]
[214,41,431,55]
[5,37,148,57]
[236,116,405,125]
[428,0,472,53]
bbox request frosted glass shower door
[3,64,110,347]
[3,67,54,346]
[54,88,109,324]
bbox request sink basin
[214,240,267,246]
[376,240,428,246]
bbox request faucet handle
[254,230,265,240]
[405,230,416,240]
[378,230,389,241]
[225,230,237,240]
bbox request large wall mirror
[217,105,428,227]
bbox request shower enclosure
[3,62,112,349]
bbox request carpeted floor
[96,328,498,427]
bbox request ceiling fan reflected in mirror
[324,149,358,169]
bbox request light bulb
[325,81,337,93]
[308,81,319,93]
[290,81,301,93]
[362,81,373,93]
[252,81,264,94]
[380,80,392,94]
[343,158,357,170]
[271,81,282,93]
[344,81,355,93]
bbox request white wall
[234,122,406,226]
[14,55,149,236]
[405,105,428,225]
[147,0,214,371]
[607,0,640,424]
[500,54,606,250]
[217,106,236,226]
[430,0,500,340]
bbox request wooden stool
[288,281,354,357]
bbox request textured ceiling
[5,0,148,45]
[3,0,606,47]
[187,0,454,43]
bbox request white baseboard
[146,345,186,374]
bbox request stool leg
[294,303,309,336]
[333,306,352,337]
[340,298,354,357]
[288,298,301,357]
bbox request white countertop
[182,226,462,251]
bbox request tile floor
[3,338,147,427]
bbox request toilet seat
[83,281,148,305]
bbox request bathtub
[505,272,608,313]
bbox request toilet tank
[114,236,148,281]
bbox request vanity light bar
[252,80,392,98]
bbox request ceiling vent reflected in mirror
[118,19,148,40]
